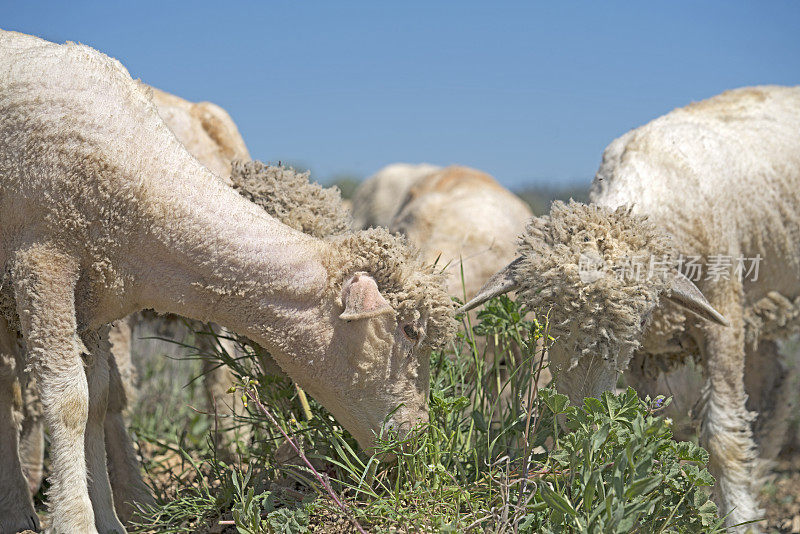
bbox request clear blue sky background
[4,2,799,189]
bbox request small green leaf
[471,410,488,433]
[539,485,578,518]
[541,389,570,414]
[624,475,662,499]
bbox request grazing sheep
[19,162,354,525]
[390,165,532,301]
[460,86,800,531]
[389,165,541,406]
[12,83,255,515]
[0,30,455,534]
[350,162,440,230]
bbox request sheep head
[225,163,457,451]
[460,201,727,403]
[319,227,457,451]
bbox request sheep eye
[403,325,419,341]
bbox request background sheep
[388,165,542,408]
[390,165,532,301]
[460,85,800,531]
[350,162,440,230]
[148,85,251,181]
[0,30,455,534]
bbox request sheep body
[590,86,800,529]
[0,30,454,533]
[463,85,800,531]
[391,165,533,300]
[351,163,440,229]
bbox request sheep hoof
[0,510,40,534]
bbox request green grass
[128,296,724,533]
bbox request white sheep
[390,165,533,301]
[148,85,251,181]
[0,30,455,534]
[18,162,356,526]
[11,84,256,520]
[461,85,800,531]
[350,162,441,230]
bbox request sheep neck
[118,168,335,366]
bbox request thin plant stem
[244,386,369,534]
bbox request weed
[130,296,723,533]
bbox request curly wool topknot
[229,160,351,238]
[514,201,675,370]
[327,228,457,352]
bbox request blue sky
[4,2,799,189]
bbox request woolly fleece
[230,161,351,238]
[327,228,457,352]
[514,201,674,371]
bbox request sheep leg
[744,339,795,480]
[82,328,127,533]
[105,347,154,525]
[697,296,762,532]
[11,246,98,534]
[0,317,40,534]
[2,315,46,499]
[19,399,45,497]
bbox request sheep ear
[339,272,394,321]
[457,257,523,314]
[664,272,730,327]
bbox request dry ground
[763,453,800,534]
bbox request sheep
[0,30,455,533]
[11,83,255,516]
[388,165,541,408]
[460,85,800,531]
[18,162,353,525]
[390,165,533,301]
[350,162,441,230]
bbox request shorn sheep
[461,85,800,531]
[350,162,441,230]
[0,30,455,533]
[11,83,255,520]
[390,165,533,301]
[16,161,359,527]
